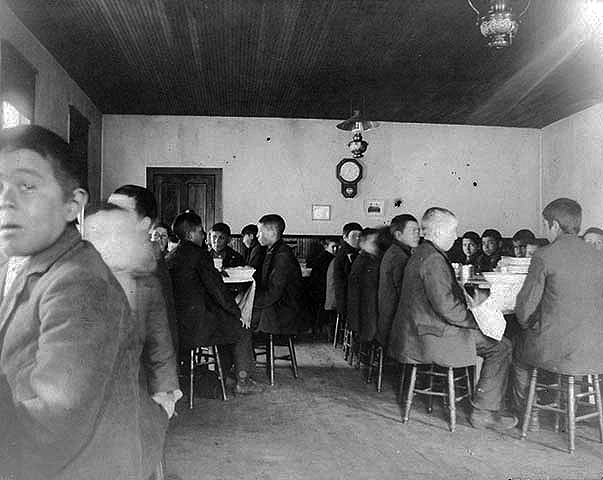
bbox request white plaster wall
[102,115,541,236]
[542,102,603,233]
[0,0,103,200]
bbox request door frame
[146,167,223,223]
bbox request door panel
[147,168,222,230]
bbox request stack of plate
[497,256,531,274]
[223,266,255,282]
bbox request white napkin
[470,296,506,341]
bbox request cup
[213,258,223,271]
[461,265,473,281]
[451,263,461,278]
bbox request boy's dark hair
[0,125,82,198]
[390,214,418,235]
[211,222,231,236]
[168,232,180,243]
[172,210,203,242]
[259,214,286,236]
[481,229,502,242]
[152,221,169,231]
[342,222,363,237]
[321,237,339,246]
[542,198,582,234]
[84,201,126,218]
[462,231,481,244]
[112,184,158,222]
[361,227,379,239]
[512,229,536,244]
[241,224,258,237]
[584,226,603,237]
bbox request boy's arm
[15,269,127,467]
[254,252,293,309]
[515,254,546,328]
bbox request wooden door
[147,167,222,230]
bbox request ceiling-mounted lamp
[467,0,531,49]
[336,110,379,158]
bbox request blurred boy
[512,229,536,258]
[478,228,503,272]
[583,226,603,251]
[209,222,245,268]
[348,228,382,344]
[378,214,419,348]
[0,125,151,478]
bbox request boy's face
[482,236,500,257]
[325,241,338,255]
[242,232,255,248]
[107,193,152,234]
[150,226,168,251]
[512,240,527,258]
[361,234,380,256]
[188,225,205,247]
[257,223,277,247]
[584,232,603,251]
[399,221,420,248]
[210,231,229,252]
[344,230,362,249]
[462,238,479,258]
[525,244,538,257]
[0,149,84,257]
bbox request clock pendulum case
[336,158,363,198]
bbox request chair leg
[447,367,456,432]
[213,345,228,401]
[287,336,299,378]
[367,344,375,384]
[554,374,562,432]
[568,376,576,454]
[521,368,538,439]
[426,365,434,414]
[333,314,340,348]
[398,363,407,403]
[154,460,165,480]
[269,334,275,386]
[376,346,384,393]
[592,374,603,444]
[464,367,473,397]
[189,348,195,409]
[402,365,417,423]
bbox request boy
[348,228,382,344]
[333,222,363,323]
[378,214,419,348]
[209,222,245,268]
[308,238,338,337]
[512,229,536,258]
[0,125,151,478]
[478,228,503,272]
[583,226,603,251]
[461,231,481,266]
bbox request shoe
[470,410,518,431]
[235,377,266,395]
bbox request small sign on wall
[365,199,385,217]
[312,204,331,221]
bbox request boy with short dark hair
[478,228,503,272]
[209,222,245,268]
[512,229,536,258]
[241,223,265,271]
[333,222,363,322]
[461,231,481,266]
[0,125,152,478]
[583,226,603,251]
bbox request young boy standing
[0,126,152,479]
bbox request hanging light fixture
[467,0,531,49]
[336,110,379,158]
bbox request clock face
[339,160,361,182]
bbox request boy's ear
[140,215,152,232]
[65,188,89,222]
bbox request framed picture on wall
[365,199,385,217]
[312,204,331,221]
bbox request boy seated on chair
[209,222,245,268]
[583,226,603,251]
[511,199,603,429]
[0,125,155,478]
[512,229,536,258]
[477,228,503,272]
[167,210,263,395]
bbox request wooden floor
[164,341,603,480]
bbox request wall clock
[336,158,363,198]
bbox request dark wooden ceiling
[6,0,603,127]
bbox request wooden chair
[187,345,228,408]
[254,334,299,386]
[521,368,603,453]
[366,343,384,392]
[400,363,473,432]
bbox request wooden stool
[521,368,603,453]
[400,363,473,432]
[254,334,299,386]
[342,324,354,364]
[332,313,344,348]
[366,343,384,392]
[188,345,227,408]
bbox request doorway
[146,167,223,230]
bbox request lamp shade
[336,110,379,132]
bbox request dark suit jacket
[347,252,381,343]
[252,240,303,334]
[387,240,478,367]
[477,252,501,273]
[308,249,335,305]
[210,245,245,268]
[0,226,150,479]
[515,234,603,374]
[167,241,241,352]
[333,241,359,318]
[377,240,412,347]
